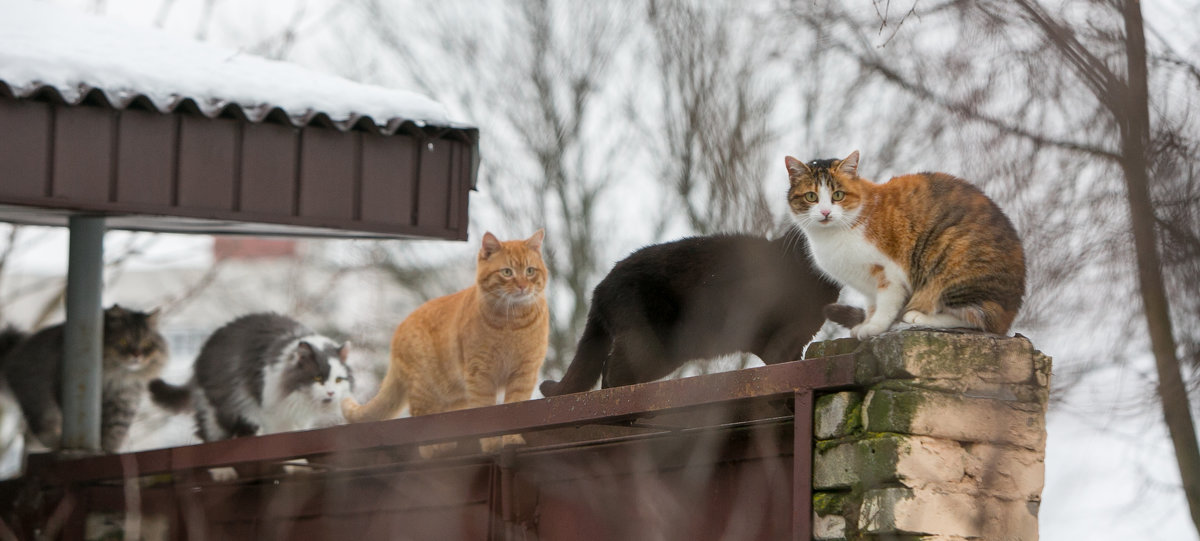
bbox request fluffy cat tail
[148,379,193,412]
[342,372,408,424]
[539,314,610,397]
[823,304,866,329]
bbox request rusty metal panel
[239,121,298,216]
[416,139,452,231]
[299,128,356,221]
[52,105,112,202]
[361,133,418,226]
[177,115,236,211]
[0,99,50,200]
[115,109,175,208]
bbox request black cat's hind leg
[540,313,612,397]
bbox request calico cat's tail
[148,379,193,412]
[539,313,610,397]
[823,304,866,330]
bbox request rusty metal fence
[1,354,856,540]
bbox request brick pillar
[805,331,1052,540]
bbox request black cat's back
[540,234,839,396]
[193,313,307,413]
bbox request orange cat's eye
[525,267,536,276]
[803,192,818,203]
[832,191,845,201]
[501,268,514,277]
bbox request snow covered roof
[0,0,466,134]
[0,0,476,241]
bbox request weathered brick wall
[805,331,1052,541]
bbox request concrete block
[862,389,1046,450]
[859,487,1038,540]
[814,434,966,490]
[815,392,863,439]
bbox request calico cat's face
[785,151,864,231]
[102,305,168,375]
[284,339,354,407]
[476,230,548,305]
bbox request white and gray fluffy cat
[150,313,354,442]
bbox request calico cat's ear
[836,151,859,176]
[525,229,545,253]
[784,156,811,178]
[480,232,503,260]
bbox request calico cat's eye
[501,268,514,277]
[832,190,845,201]
[803,192,818,203]
[525,267,536,277]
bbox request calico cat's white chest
[804,227,909,300]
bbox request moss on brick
[863,390,921,434]
[812,491,847,516]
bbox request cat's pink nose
[820,209,831,217]
[327,391,334,397]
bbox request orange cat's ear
[784,156,810,178]
[480,232,502,259]
[836,150,859,176]
[525,229,545,253]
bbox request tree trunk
[1119,0,1200,532]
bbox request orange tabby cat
[342,230,549,451]
[785,151,1025,338]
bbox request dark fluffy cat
[539,233,840,397]
[0,306,168,453]
[150,313,354,441]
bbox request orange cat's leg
[480,364,541,453]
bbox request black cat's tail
[0,325,27,367]
[823,304,866,329]
[539,314,611,397]
[148,378,193,412]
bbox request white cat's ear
[338,342,351,362]
[480,232,502,259]
[294,341,315,364]
[526,229,545,253]
[837,151,859,176]
[785,156,811,178]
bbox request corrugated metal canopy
[0,1,478,240]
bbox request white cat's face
[307,358,353,408]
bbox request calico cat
[785,151,1025,338]
[539,233,841,397]
[342,231,549,452]
[0,305,168,453]
[149,313,353,441]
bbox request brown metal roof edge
[0,80,480,146]
[14,354,857,484]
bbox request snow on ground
[0,0,457,128]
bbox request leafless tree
[784,0,1200,532]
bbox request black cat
[539,233,841,396]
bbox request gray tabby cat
[0,306,168,453]
[149,313,354,441]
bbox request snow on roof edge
[0,0,474,133]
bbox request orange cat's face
[477,230,548,305]
[785,151,865,231]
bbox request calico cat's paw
[851,319,890,339]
